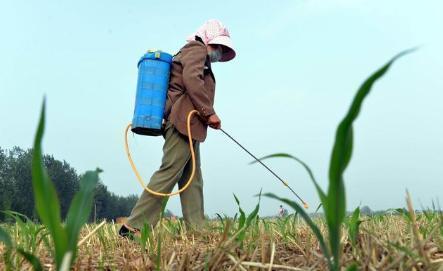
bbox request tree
[0,147,14,221]
[44,155,79,218]
[0,146,138,222]
[8,147,34,219]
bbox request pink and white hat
[186,19,236,62]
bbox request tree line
[0,146,138,222]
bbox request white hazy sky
[1,0,442,217]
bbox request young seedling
[262,49,415,270]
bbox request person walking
[119,19,236,237]
[279,205,288,217]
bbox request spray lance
[219,128,309,209]
[125,50,309,209]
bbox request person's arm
[180,41,216,119]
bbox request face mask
[208,49,222,63]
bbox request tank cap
[138,50,173,67]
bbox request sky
[1,0,442,217]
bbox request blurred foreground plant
[0,100,100,271]
[258,50,415,270]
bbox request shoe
[118,224,140,239]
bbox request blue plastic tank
[131,50,173,136]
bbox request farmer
[279,205,288,217]
[119,19,236,237]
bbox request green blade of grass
[346,264,358,271]
[1,226,43,271]
[0,226,12,248]
[263,193,333,270]
[65,169,101,263]
[31,99,68,267]
[139,223,152,252]
[233,194,246,229]
[16,248,43,271]
[245,190,261,227]
[156,197,169,271]
[235,190,262,244]
[326,49,416,269]
[347,207,361,247]
[251,153,327,204]
[215,213,225,229]
[2,210,32,223]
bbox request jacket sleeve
[180,41,216,118]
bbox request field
[1,50,443,270]
[1,211,442,270]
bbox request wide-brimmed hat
[186,19,236,62]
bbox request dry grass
[1,213,442,270]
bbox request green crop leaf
[346,263,358,271]
[30,99,101,270]
[347,207,361,247]
[394,208,412,222]
[139,222,152,252]
[263,193,333,270]
[160,197,169,220]
[0,226,12,248]
[65,169,101,264]
[233,194,246,230]
[246,189,261,227]
[326,49,415,270]
[31,99,68,267]
[156,196,169,271]
[16,248,43,271]
[235,190,262,244]
[216,213,225,229]
[315,203,323,214]
[252,153,327,207]
[2,210,32,223]
[1,226,44,271]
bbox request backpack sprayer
[124,50,309,209]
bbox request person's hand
[207,114,221,129]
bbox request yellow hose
[124,110,199,197]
